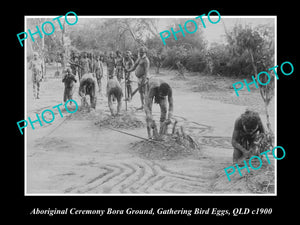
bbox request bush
[185,48,207,72]
[161,46,186,68]
[161,46,208,73]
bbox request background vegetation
[27,17,275,78]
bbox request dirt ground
[26,64,276,194]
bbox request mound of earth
[95,112,144,129]
[131,133,200,160]
[211,158,275,194]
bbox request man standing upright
[62,67,77,103]
[29,52,43,99]
[106,51,116,80]
[115,50,124,83]
[79,52,90,80]
[94,55,104,94]
[124,50,134,101]
[69,52,79,77]
[126,47,150,110]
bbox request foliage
[185,48,207,72]
[28,17,274,78]
[207,23,274,77]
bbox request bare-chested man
[106,51,116,80]
[124,50,134,101]
[62,67,77,103]
[115,50,124,83]
[232,110,265,164]
[69,51,78,76]
[91,55,104,94]
[107,78,123,116]
[126,47,150,110]
[79,53,90,81]
[144,78,174,139]
[79,73,97,109]
[29,52,43,99]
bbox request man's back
[107,78,123,98]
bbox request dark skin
[107,79,123,116]
[126,49,150,109]
[124,52,134,100]
[79,74,97,109]
[62,70,77,103]
[232,113,265,163]
[144,78,174,139]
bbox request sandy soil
[26,65,275,194]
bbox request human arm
[257,117,265,134]
[122,57,125,68]
[167,88,174,121]
[144,90,155,138]
[41,61,44,78]
[62,74,67,82]
[231,119,250,155]
[71,74,77,83]
[68,60,83,69]
[126,58,139,72]
[99,61,103,75]
[144,57,150,77]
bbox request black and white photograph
[23,15,277,195]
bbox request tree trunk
[248,48,273,133]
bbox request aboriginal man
[232,110,265,164]
[107,77,123,116]
[29,52,43,99]
[106,51,116,80]
[115,50,124,83]
[144,78,174,139]
[124,50,134,101]
[79,53,90,81]
[126,47,150,110]
[62,67,77,103]
[79,73,97,109]
[90,55,104,94]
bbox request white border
[24,15,277,196]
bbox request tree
[225,23,275,133]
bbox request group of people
[66,48,148,108]
[29,49,269,165]
[61,47,174,140]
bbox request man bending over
[79,73,97,109]
[144,78,174,139]
[232,110,265,164]
[107,78,123,116]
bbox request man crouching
[107,78,123,116]
[232,110,265,164]
[79,73,97,109]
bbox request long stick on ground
[105,126,171,148]
[131,79,149,97]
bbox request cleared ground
[26,64,275,194]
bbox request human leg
[159,98,168,134]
